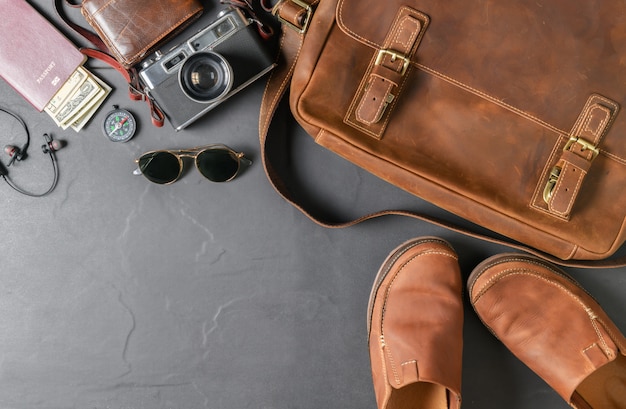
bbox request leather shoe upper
[368,237,463,409]
[468,254,626,408]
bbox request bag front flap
[336,0,413,50]
[336,0,626,162]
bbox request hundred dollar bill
[54,76,100,128]
[44,65,111,131]
[70,74,111,131]
[44,66,88,117]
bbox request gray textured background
[1,1,624,408]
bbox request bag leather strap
[79,48,165,127]
[259,0,626,269]
[54,0,109,52]
[53,0,165,127]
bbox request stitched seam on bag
[317,128,581,256]
[340,6,429,138]
[337,1,388,48]
[550,163,586,217]
[345,10,419,138]
[339,0,565,138]
[391,15,421,51]
[568,95,622,164]
[339,3,626,166]
[356,77,394,125]
[572,100,606,145]
[414,63,566,136]
[338,3,430,49]
[576,95,617,141]
[355,15,419,125]
[416,63,626,165]
[583,106,609,144]
[580,97,624,163]
[601,150,626,165]
[345,64,413,139]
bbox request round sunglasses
[134,144,252,184]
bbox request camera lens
[179,52,233,103]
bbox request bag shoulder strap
[259,1,626,269]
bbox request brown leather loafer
[469,254,626,409]
[368,237,463,409]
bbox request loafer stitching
[472,270,617,360]
[468,255,589,300]
[368,238,455,338]
[473,269,590,310]
[380,249,458,385]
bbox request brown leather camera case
[81,0,203,68]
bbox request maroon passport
[0,0,86,111]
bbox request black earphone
[0,107,63,197]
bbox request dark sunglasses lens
[196,149,239,182]
[138,151,181,184]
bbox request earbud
[4,145,17,156]
[5,144,21,158]
[0,108,61,197]
[4,144,26,165]
[41,133,64,154]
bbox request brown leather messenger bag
[260,0,626,268]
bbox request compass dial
[103,107,136,142]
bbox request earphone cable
[1,151,59,197]
[1,107,59,197]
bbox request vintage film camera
[138,7,276,130]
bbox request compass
[102,105,137,142]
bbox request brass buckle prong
[564,136,600,159]
[375,49,411,75]
[543,166,562,203]
[273,0,313,34]
[543,137,601,204]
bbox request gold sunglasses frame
[134,144,252,184]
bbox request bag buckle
[543,137,600,203]
[375,49,411,75]
[564,136,600,159]
[273,0,313,34]
[543,166,562,203]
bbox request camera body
[138,8,276,130]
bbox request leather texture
[368,238,463,409]
[469,254,626,408]
[80,0,203,68]
[270,0,626,261]
[0,0,87,111]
